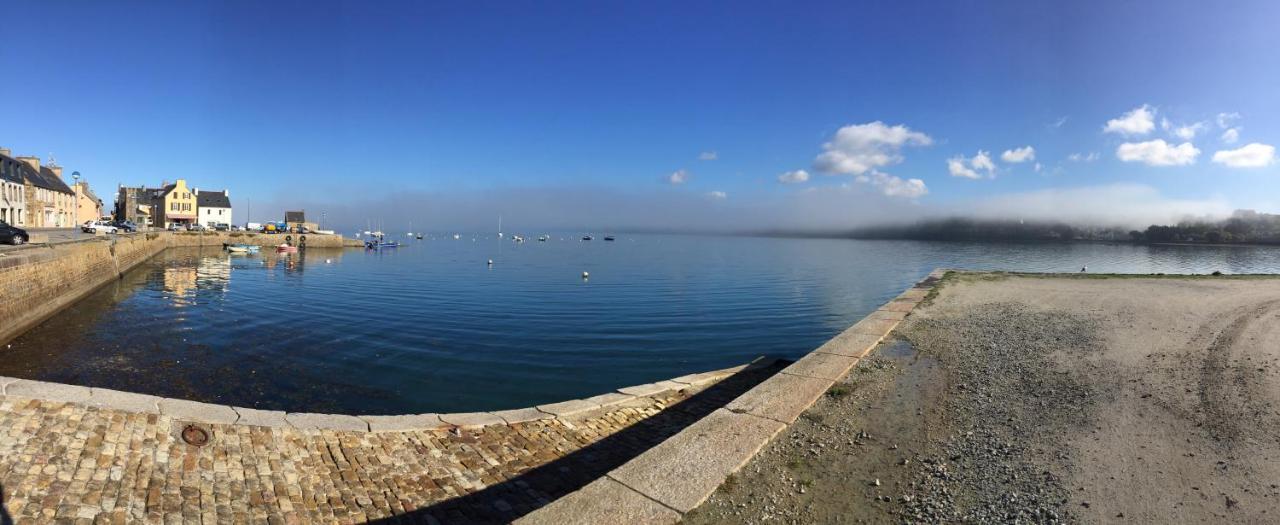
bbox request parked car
[113,220,138,233]
[82,221,118,234]
[0,220,28,245]
[214,223,230,231]
[167,224,182,231]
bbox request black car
[0,220,28,245]
[113,220,138,233]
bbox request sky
[1,0,1278,232]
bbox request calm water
[7,234,1280,414]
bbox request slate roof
[197,190,231,208]
[34,166,75,194]
[0,154,33,185]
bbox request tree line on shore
[840,210,1280,245]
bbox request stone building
[195,188,232,228]
[13,155,75,227]
[115,185,156,226]
[0,149,29,225]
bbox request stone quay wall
[0,231,353,346]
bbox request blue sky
[2,1,1277,230]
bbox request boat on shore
[225,243,260,253]
[276,244,298,254]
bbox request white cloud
[698,151,718,161]
[1000,146,1036,163]
[1034,162,1043,173]
[667,169,689,184]
[948,150,996,179]
[1067,152,1099,162]
[1115,139,1200,166]
[1217,112,1240,129]
[856,170,927,198]
[1104,104,1156,136]
[812,121,932,175]
[777,169,810,184]
[1212,143,1277,168]
[1172,121,1198,139]
[1050,116,1069,128]
[706,190,727,200]
[1221,128,1240,144]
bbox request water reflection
[4,236,1280,415]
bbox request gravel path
[687,274,1280,524]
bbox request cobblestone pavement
[0,366,777,524]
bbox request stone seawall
[0,231,352,345]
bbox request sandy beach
[686,273,1280,523]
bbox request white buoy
[326,258,332,264]
[582,271,589,279]
[488,259,494,266]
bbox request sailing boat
[498,215,503,239]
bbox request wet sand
[686,273,1280,523]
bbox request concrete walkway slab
[491,408,552,425]
[880,299,918,312]
[286,412,369,432]
[516,477,680,525]
[852,317,900,335]
[538,399,601,418]
[725,372,832,424]
[782,352,859,381]
[439,411,505,428]
[86,388,162,413]
[814,330,884,358]
[159,398,240,424]
[234,407,289,428]
[6,380,92,403]
[618,380,684,397]
[608,408,785,513]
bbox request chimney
[16,156,40,172]
[48,165,63,179]
[0,147,10,157]
[224,189,229,197]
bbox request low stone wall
[0,231,353,345]
[517,269,949,524]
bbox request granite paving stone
[724,372,833,424]
[780,352,860,381]
[606,408,785,513]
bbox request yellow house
[158,179,197,227]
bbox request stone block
[583,392,636,408]
[898,288,929,300]
[867,309,909,321]
[233,407,289,428]
[86,388,162,413]
[286,412,369,432]
[669,371,728,386]
[617,380,684,397]
[537,399,601,418]
[881,299,918,312]
[814,330,884,358]
[781,352,859,381]
[515,477,680,525]
[490,408,552,425]
[6,380,92,403]
[438,412,505,428]
[0,376,21,393]
[362,413,445,431]
[851,317,900,335]
[159,398,240,424]
[726,372,832,424]
[608,408,785,513]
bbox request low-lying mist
[248,182,1234,237]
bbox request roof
[0,154,33,185]
[197,190,231,209]
[32,166,74,194]
[285,210,305,222]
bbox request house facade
[0,149,29,225]
[195,188,232,227]
[158,179,197,228]
[73,180,103,224]
[14,156,75,227]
